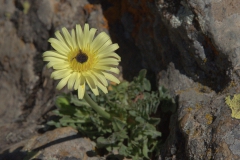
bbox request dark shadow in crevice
[107,21,144,81]
[87,0,144,82]
[0,147,27,160]
[158,95,189,160]
[91,0,232,92]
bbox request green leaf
[70,94,90,107]
[74,109,90,121]
[143,78,151,91]
[138,69,147,82]
[112,117,126,131]
[132,155,139,160]
[69,123,77,129]
[113,131,128,139]
[158,86,176,113]
[148,117,161,126]
[97,136,114,148]
[119,144,129,156]
[55,95,70,108]
[47,120,61,128]
[135,116,145,123]
[134,134,143,141]
[143,138,149,159]
[144,130,162,138]
[129,110,137,117]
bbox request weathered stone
[0,0,109,154]
[100,0,240,159]
[155,0,240,159]
[1,0,240,159]
[0,127,99,160]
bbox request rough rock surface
[99,0,240,159]
[0,127,98,160]
[0,0,240,159]
[0,0,109,158]
[156,0,240,159]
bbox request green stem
[84,92,111,120]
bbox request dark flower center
[76,52,88,63]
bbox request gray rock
[155,0,240,159]
[107,0,240,159]
[0,0,108,156]
[0,127,99,160]
[1,0,240,159]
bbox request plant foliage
[47,69,175,159]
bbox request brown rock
[0,127,99,160]
[1,0,240,159]
[0,0,109,153]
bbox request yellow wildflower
[43,24,120,99]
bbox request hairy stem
[84,92,111,120]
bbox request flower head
[43,24,120,99]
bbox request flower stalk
[84,92,111,120]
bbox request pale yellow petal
[50,44,68,56]
[109,67,120,74]
[89,28,97,43]
[67,72,77,90]
[79,73,85,85]
[78,82,85,99]
[43,51,67,59]
[43,57,66,62]
[55,31,65,42]
[85,75,99,96]
[83,24,90,49]
[93,65,111,70]
[71,29,77,49]
[52,63,69,70]
[90,86,99,96]
[97,81,108,94]
[56,74,71,90]
[96,39,113,53]
[98,44,119,55]
[62,27,74,49]
[48,38,70,54]
[47,61,62,68]
[97,52,121,61]
[42,51,64,59]
[88,73,99,88]
[97,61,119,66]
[76,24,83,49]
[103,72,120,84]
[51,69,72,80]
[92,71,108,86]
[91,32,110,53]
[74,73,81,90]
[99,58,119,63]
[54,31,71,50]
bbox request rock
[1,0,240,159]
[155,0,240,159]
[99,0,240,159]
[0,127,99,160]
[0,0,110,153]
[97,0,240,159]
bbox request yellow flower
[43,24,120,99]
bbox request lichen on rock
[225,94,240,119]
